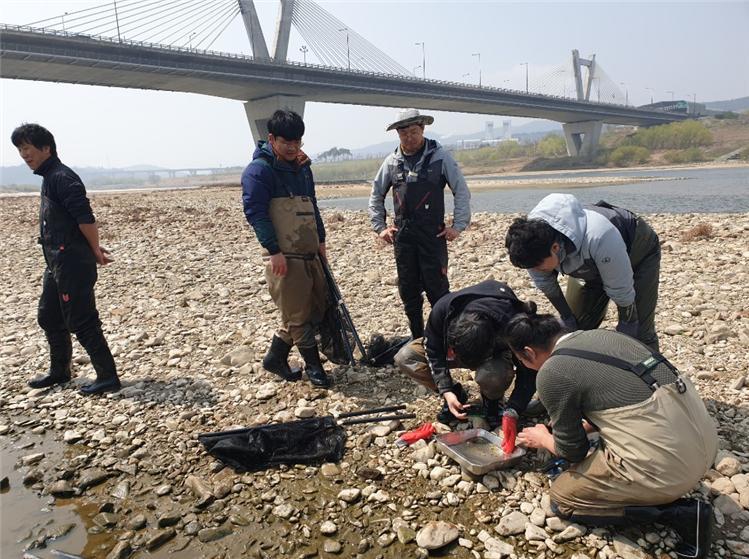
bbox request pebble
[320,521,337,535]
[323,539,342,554]
[337,488,361,503]
[416,520,459,550]
[197,526,232,543]
[146,528,176,551]
[495,511,529,536]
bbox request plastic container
[435,428,525,475]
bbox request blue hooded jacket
[241,141,326,255]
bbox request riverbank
[1,188,748,559]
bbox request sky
[1,0,748,169]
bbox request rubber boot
[28,332,72,389]
[262,336,302,382]
[298,345,331,388]
[406,311,424,340]
[656,499,713,559]
[437,383,469,424]
[480,394,502,430]
[77,327,121,395]
[570,499,713,559]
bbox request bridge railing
[1,23,670,114]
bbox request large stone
[495,511,528,536]
[105,541,132,559]
[337,488,361,503]
[146,528,176,551]
[726,540,749,556]
[415,520,459,550]
[612,535,650,559]
[198,526,232,543]
[525,523,548,541]
[554,523,587,542]
[715,452,742,477]
[48,480,74,497]
[713,494,743,515]
[320,521,337,535]
[184,475,214,508]
[78,468,110,490]
[221,346,254,366]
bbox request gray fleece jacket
[528,193,636,307]
[368,139,471,233]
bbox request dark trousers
[566,219,661,350]
[38,249,116,379]
[393,223,449,320]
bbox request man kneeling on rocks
[394,280,539,437]
[506,312,717,559]
[241,109,330,388]
[12,123,121,395]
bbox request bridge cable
[97,0,209,39]
[147,0,228,43]
[163,0,235,46]
[196,5,240,50]
[73,0,190,36]
[124,0,221,42]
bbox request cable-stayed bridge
[0,0,687,156]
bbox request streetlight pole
[338,27,350,70]
[472,52,481,87]
[645,87,654,105]
[299,45,308,64]
[620,82,628,106]
[692,93,697,115]
[520,62,529,93]
[415,42,425,79]
[61,12,68,32]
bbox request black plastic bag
[365,334,411,366]
[317,302,351,365]
[198,417,347,471]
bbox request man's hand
[269,253,287,277]
[318,242,327,261]
[378,226,399,244]
[93,246,113,266]
[437,226,461,241]
[443,391,469,420]
[516,423,555,453]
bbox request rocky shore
[1,186,747,559]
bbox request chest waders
[546,347,717,559]
[31,194,118,392]
[259,161,331,388]
[390,142,449,338]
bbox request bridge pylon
[562,121,603,158]
[238,0,270,59]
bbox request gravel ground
[1,186,747,559]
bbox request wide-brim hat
[386,108,435,131]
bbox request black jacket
[424,280,536,413]
[35,156,95,226]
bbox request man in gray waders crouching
[241,110,330,388]
[506,193,661,350]
[12,123,121,395]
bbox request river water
[318,165,749,214]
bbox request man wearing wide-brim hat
[368,108,471,339]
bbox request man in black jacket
[394,280,537,435]
[12,123,120,395]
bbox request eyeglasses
[272,136,304,149]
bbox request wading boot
[299,345,331,388]
[28,333,72,389]
[437,383,469,424]
[406,312,425,340]
[570,499,713,559]
[262,336,302,382]
[78,327,121,395]
[658,499,714,559]
[480,395,503,430]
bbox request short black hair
[267,110,305,140]
[11,123,57,157]
[505,217,558,269]
[447,311,495,369]
[503,313,563,355]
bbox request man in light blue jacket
[505,193,661,350]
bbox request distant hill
[704,96,749,113]
[346,119,562,158]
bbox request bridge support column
[562,121,603,158]
[244,95,306,144]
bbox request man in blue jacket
[241,110,330,388]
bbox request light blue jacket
[527,193,635,307]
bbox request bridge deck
[1,27,686,127]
